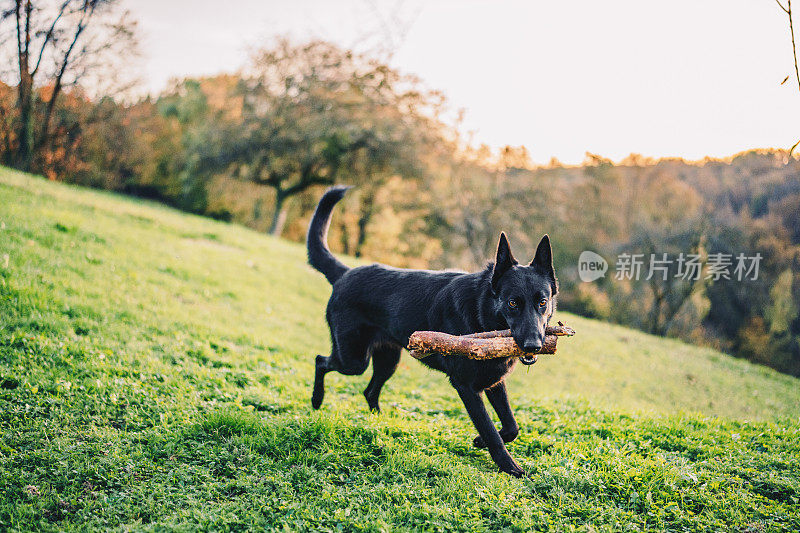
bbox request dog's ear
[491,232,517,294]
[530,234,555,279]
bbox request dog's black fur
[307,186,558,477]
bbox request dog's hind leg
[311,323,374,410]
[363,342,401,413]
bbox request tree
[0,0,138,171]
[629,226,709,336]
[156,77,236,214]
[765,269,798,335]
[72,96,182,198]
[205,39,438,236]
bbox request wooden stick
[463,323,576,339]
[408,322,575,361]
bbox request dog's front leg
[473,381,519,448]
[454,384,525,477]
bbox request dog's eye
[539,298,548,308]
[507,299,518,309]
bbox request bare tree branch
[37,1,95,149]
[777,0,800,155]
[787,0,799,91]
[31,0,70,76]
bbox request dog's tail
[307,186,351,284]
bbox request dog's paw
[473,435,487,448]
[311,394,323,410]
[311,385,324,410]
[500,428,519,443]
[311,355,326,409]
[500,460,526,478]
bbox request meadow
[0,168,798,531]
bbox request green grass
[0,167,798,532]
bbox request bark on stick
[408,323,575,361]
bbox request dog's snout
[523,339,542,353]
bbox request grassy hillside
[0,168,798,531]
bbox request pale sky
[124,0,799,165]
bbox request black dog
[307,186,558,477]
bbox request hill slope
[1,168,798,531]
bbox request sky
[124,0,799,165]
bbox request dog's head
[490,232,558,365]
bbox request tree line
[0,2,797,376]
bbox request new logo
[578,251,608,282]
